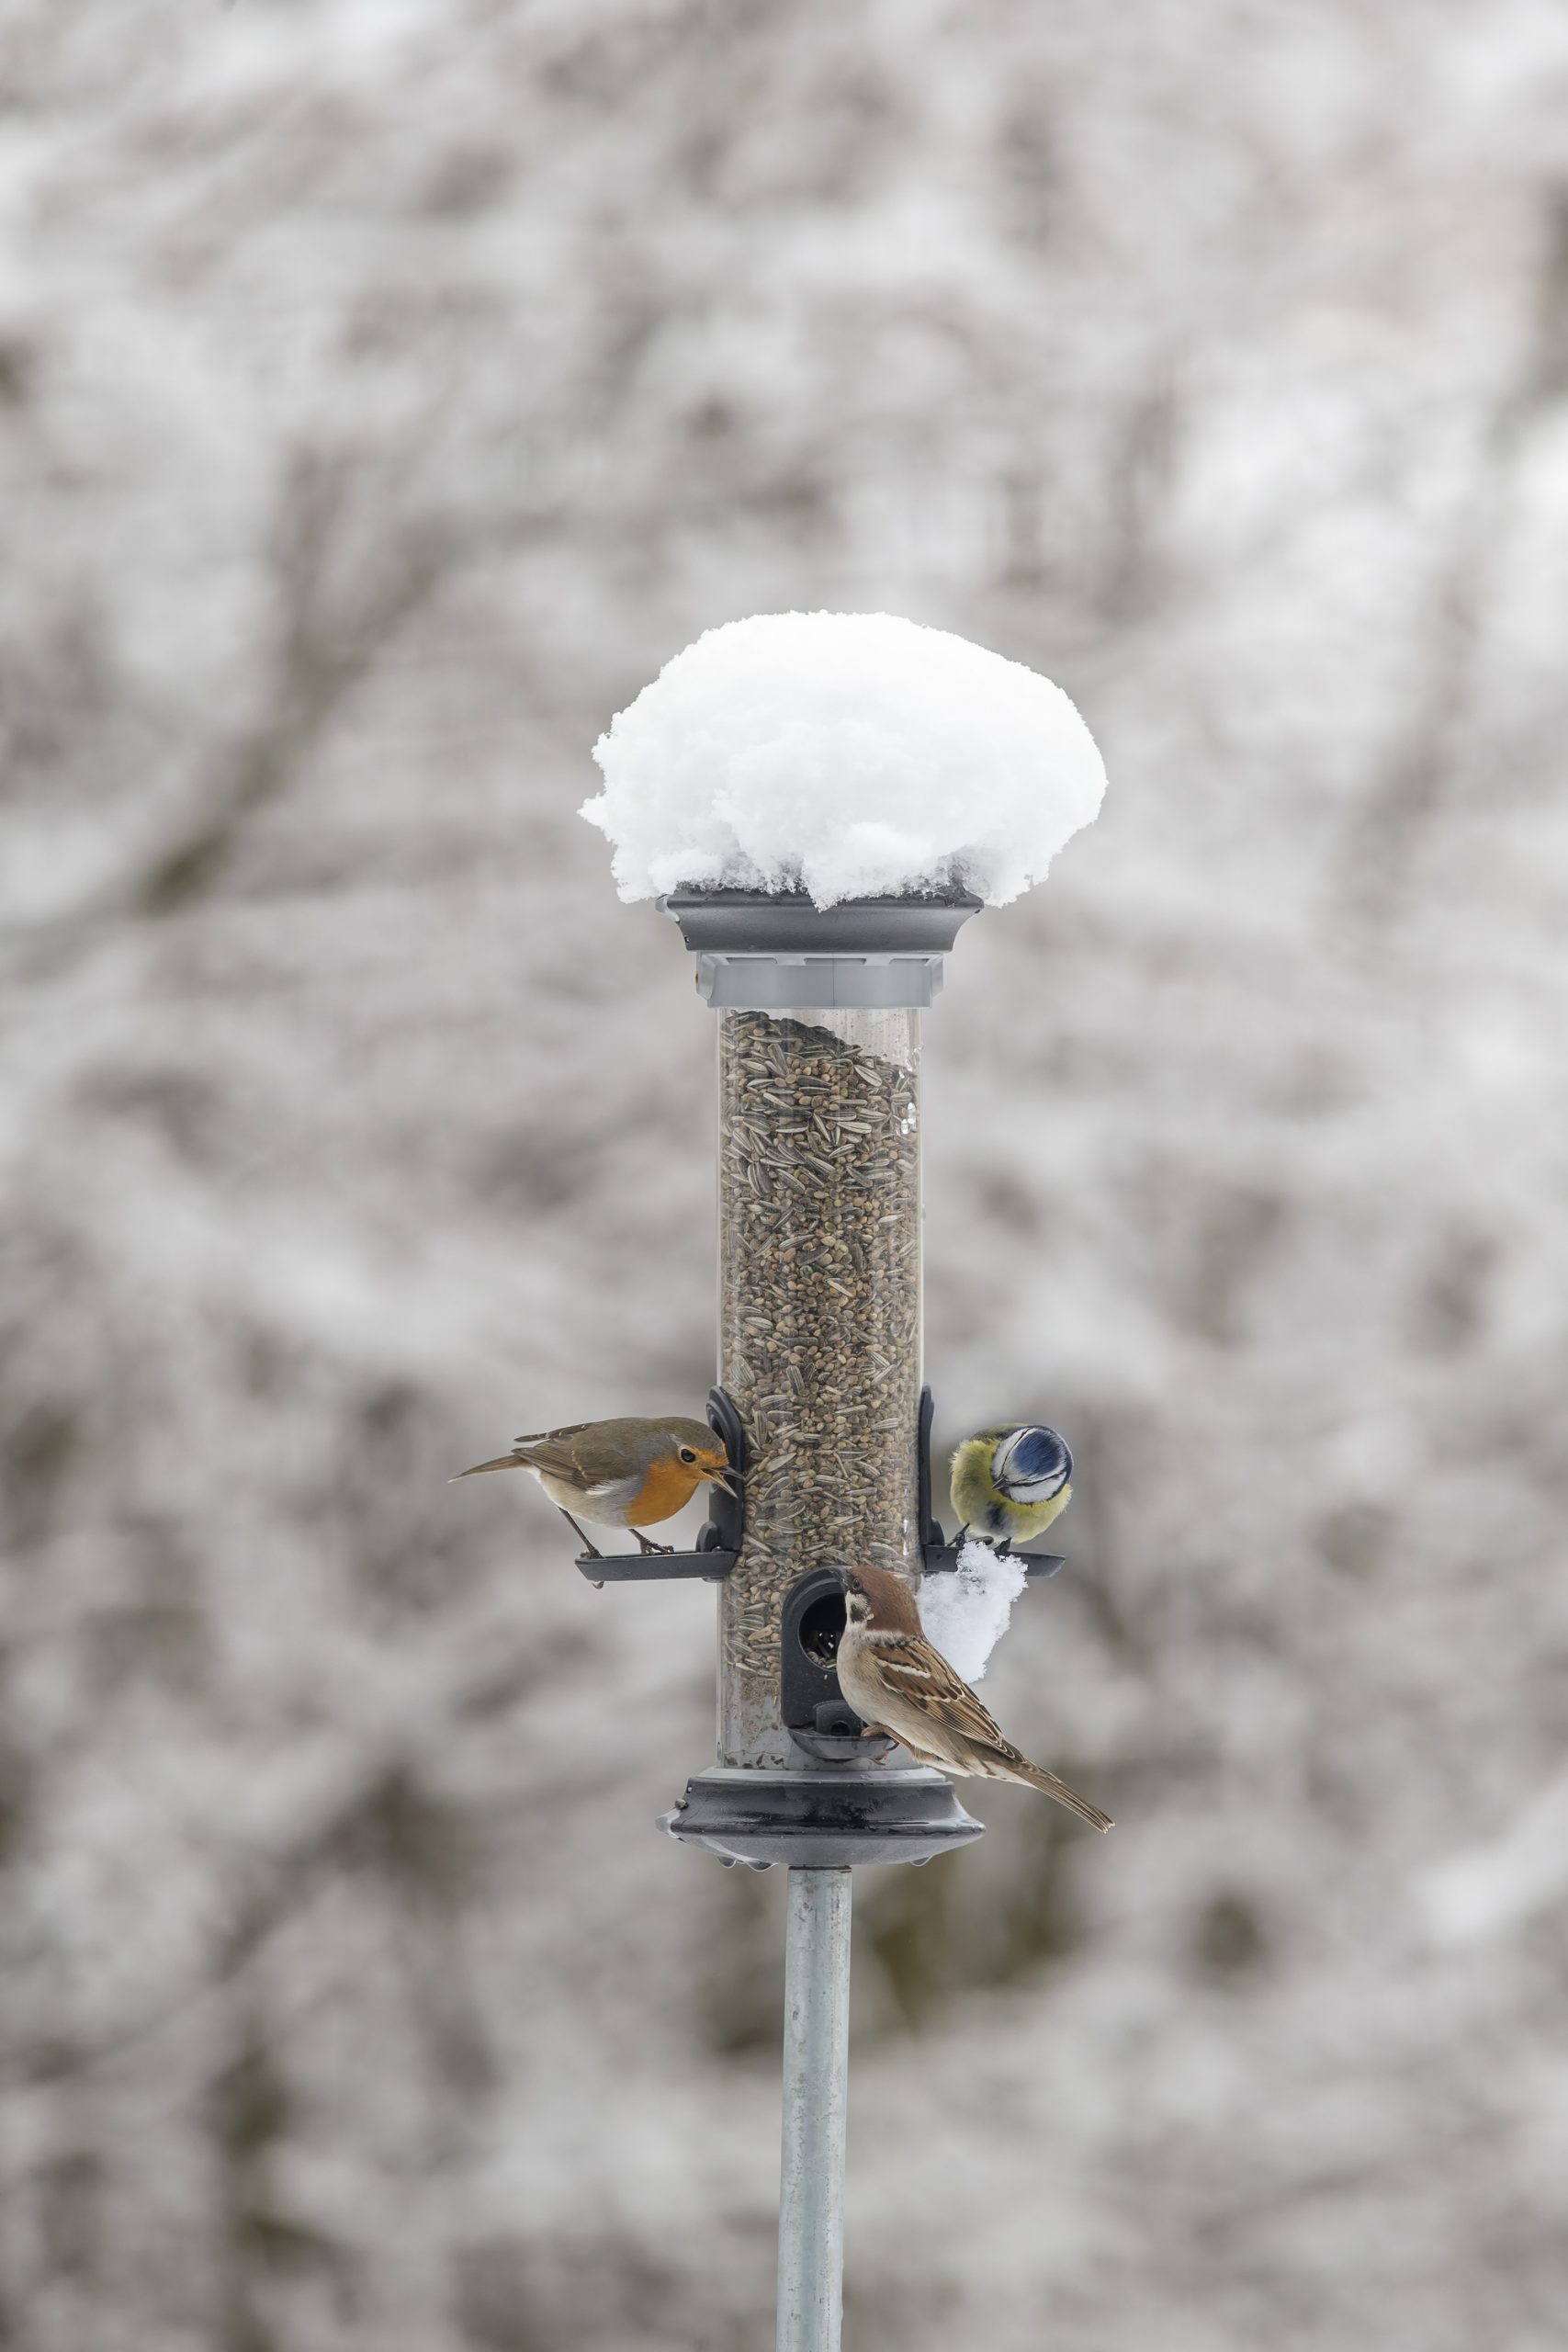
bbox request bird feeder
[568,888,1070,1847]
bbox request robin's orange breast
[623,1457,704,1526]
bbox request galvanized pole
[777,1867,852,2352]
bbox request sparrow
[950,1422,1073,1549]
[456,1415,739,1559]
[834,1565,1111,1831]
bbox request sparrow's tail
[1004,1753,1113,1832]
[452,1453,523,1480]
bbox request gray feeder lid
[660,888,983,1010]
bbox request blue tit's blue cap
[1011,1425,1070,1476]
[993,1424,1073,1493]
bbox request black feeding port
[781,1567,891,1762]
[796,1587,845,1668]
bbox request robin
[456,1415,740,1560]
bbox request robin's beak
[704,1464,743,1498]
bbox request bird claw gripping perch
[571,1385,746,1586]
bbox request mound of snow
[917,1537,1031,1684]
[582,611,1106,910]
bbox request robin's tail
[1002,1752,1113,1832]
[452,1453,522,1480]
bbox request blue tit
[949,1423,1074,1548]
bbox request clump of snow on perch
[917,1537,1030,1685]
[582,610,1107,910]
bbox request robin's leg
[631,1528,675,1555]
[558,1507,603,1560]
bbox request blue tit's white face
[991,1424,1072,1503]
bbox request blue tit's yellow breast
[950,1435,1008,1531]
[1000,1482,1071,1538]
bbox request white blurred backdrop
[5,5,1568,2347]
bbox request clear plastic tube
[716,1005,922,1767]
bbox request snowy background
[5,5,1568,2347]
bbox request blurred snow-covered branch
[1416,1770,1568,1948]
[6,445,458,966]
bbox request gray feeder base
[659,1766,984,1870]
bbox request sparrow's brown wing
[865,1632,1113,1831]
[872,1634,1012,1750]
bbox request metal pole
[777,1867,852,2352]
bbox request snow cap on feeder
[582,610,1107,910]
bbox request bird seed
[716,1007,922,1767]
